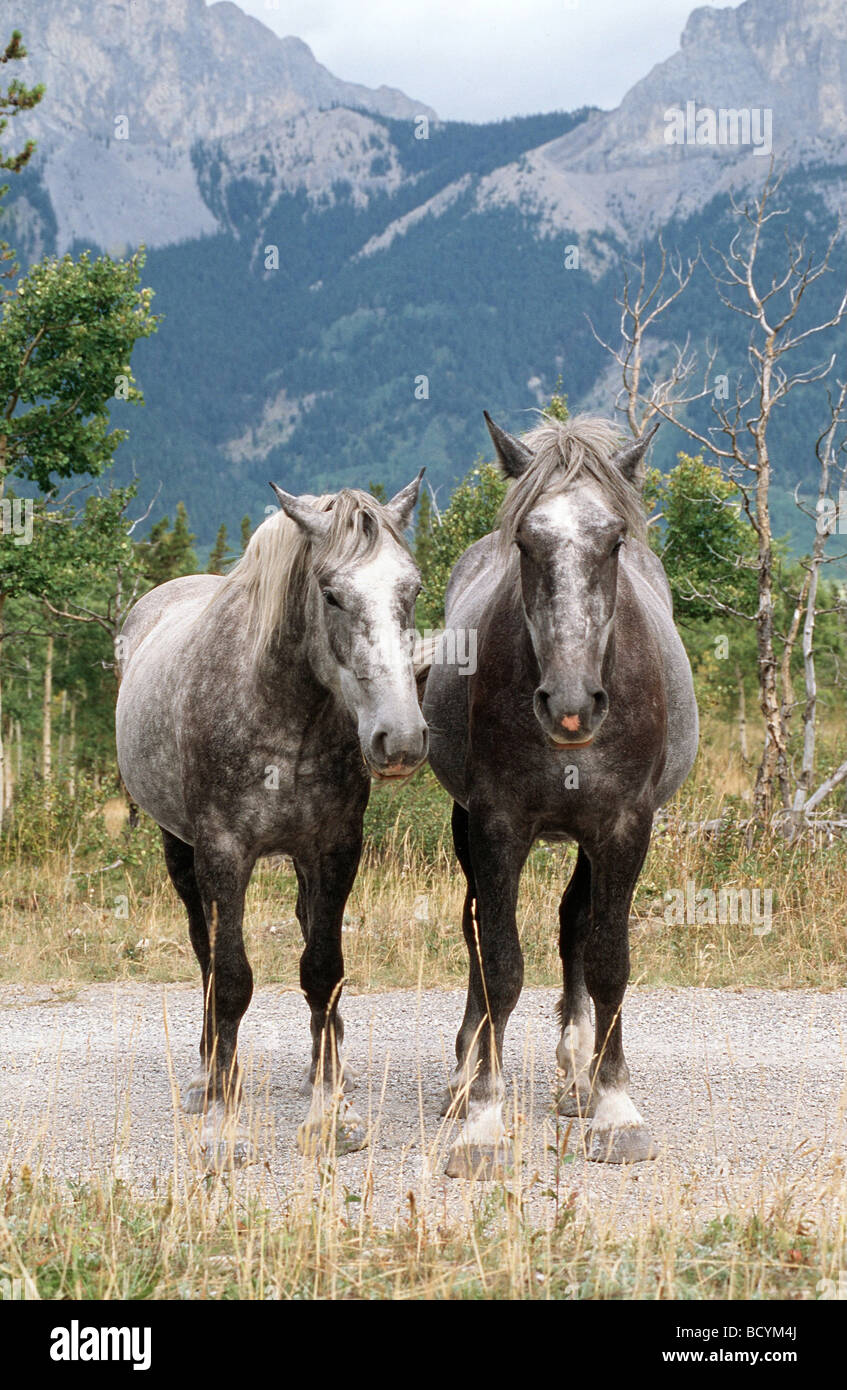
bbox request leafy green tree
[207,522,233,574]
[134,502,197,587]
[0,249,158,490]
[644,453,758,624]
[418,388,570,625]
[418,460,506,626]
[0,30,44,290]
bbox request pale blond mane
[498,413,647,550]
[217,489,406,663]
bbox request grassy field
[1,721,845,1301]
[1,728,844,995]
[1,1159,842,1301]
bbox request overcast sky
[231,0,738,122]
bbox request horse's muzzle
[364,722,429,780]
[533,685,608,746]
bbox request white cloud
[231,0,739,121]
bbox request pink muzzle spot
[561,714,581,732]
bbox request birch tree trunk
[68,699,76,798]
[0,592,6,837]
[736,665,748,764]
[42,631,53,783]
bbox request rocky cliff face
[8,0,435,250]
[469,0,845,254]
[8,0,844,258]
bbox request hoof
[197,1111,257,1172]
[555,1087,595,1118]
[587,1124,658,1164]
[296,1102,367,1157]
[335,1114,367,1155]
[444,1143,512,1181]
[183,1074,212,1115]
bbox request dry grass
[1,831,843,994]
[1,1119,843,1300]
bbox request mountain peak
[473,0,846,263]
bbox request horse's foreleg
[555,847,595,1116]
[190,832,256,1169]
[296,835,366,1156]
[444,805,531,1180]
[440,802,485,1114]
[583,815,656,1164]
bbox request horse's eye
[515,538,528,556]
[323,589,342,609]
[612,536,625,555]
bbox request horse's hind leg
[295,834,366,1156]
[161,830,212,1114]
[555,847,595,1117]
[583,816,657,1164]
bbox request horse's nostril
[593,690,609,716]
[536,688,551,709]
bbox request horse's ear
[484,411,534,479]
[613,422,660,489]
[384,468,425,531]
[269,483,332,539]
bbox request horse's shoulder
[622,541,674,614]
[119,574,224,673]
[444,532,503,620]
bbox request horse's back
[116,575,225,843]
[118,575,223,677]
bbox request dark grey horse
[423,414,698,1177]
[116,478,427,1165]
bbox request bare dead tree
[638,166,847,826]
[588,233,707,438]
[787,377,847,831]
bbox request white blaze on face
[522,487,620,666]
[334,540,423,767]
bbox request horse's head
[486,412,657,749]
[270,475,428,779]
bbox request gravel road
[2,982,845,1229]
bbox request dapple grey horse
[116,479,427,1165]
[423,414,698,1177]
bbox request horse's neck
[218,585,345,717]
[257,606,343,717]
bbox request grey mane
[498,414,648,551]
[216,488,408,663]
